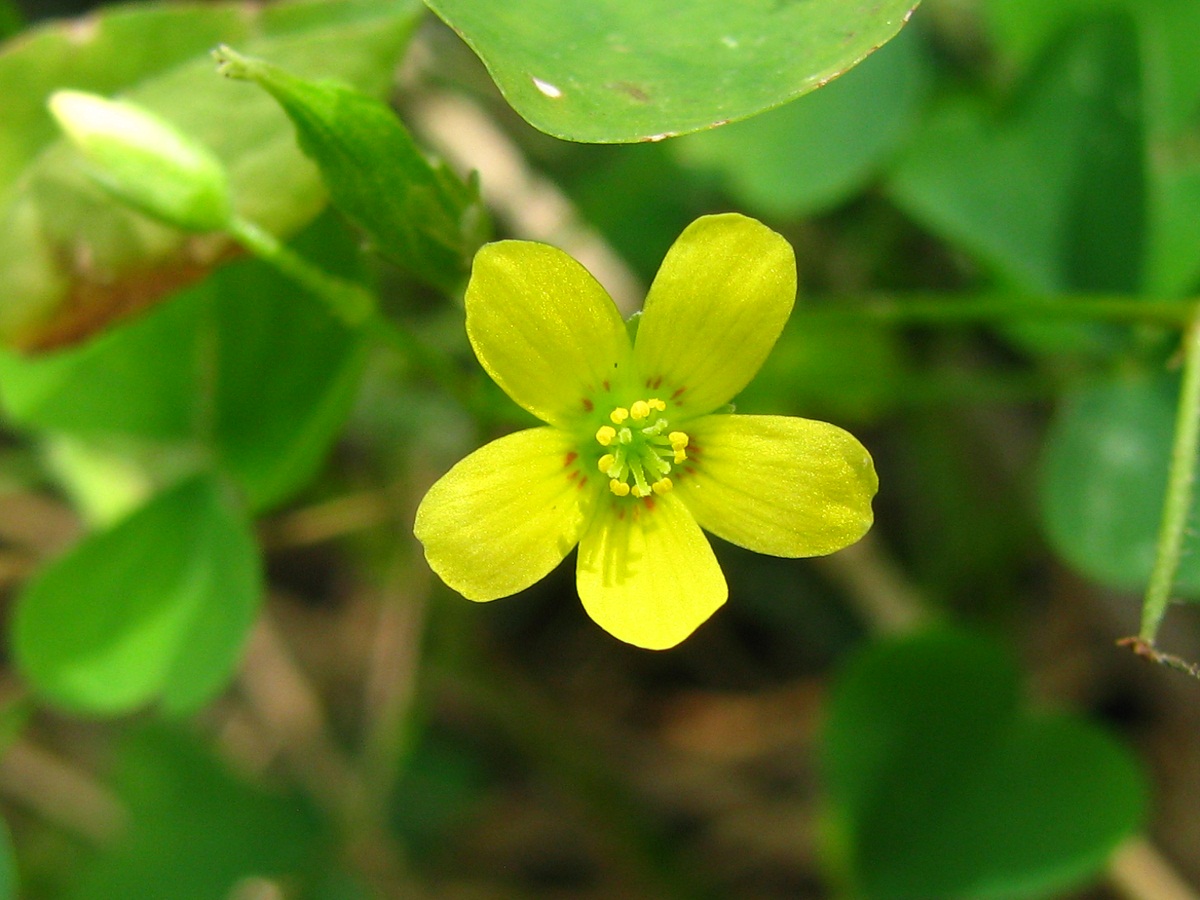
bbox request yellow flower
[415,214,878,649]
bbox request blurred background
[1,0,1199,897]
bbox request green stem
[804,294,1195,327]
[227,215,375,326]
[1140,308,1200,641]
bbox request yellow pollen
[597,403,689,499]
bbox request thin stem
[803,294,1196,327]
[227,215,375,326]
[1140,308,1200,641]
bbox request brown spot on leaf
[609,81,650,103]
[14,239,240,353]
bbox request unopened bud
[48,90,233,232]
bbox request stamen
[595,402,691,500]
[669,431,689,463]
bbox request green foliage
[423,0,919,142]
[1040,369,1200,594]
[889,16,1145,294]
[0,0,1194,895]
[13,475,260,715]
[0,0,423,348]
[822,630,1146,900]
[0,818,14,900]
[0,216,370,512]
[69,729,325,899]
[215,47,489,292]
[671,24,930,219]
[0,0,20,41]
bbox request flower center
[593,398,689,498]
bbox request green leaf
[0,215,370,511]
[0,288,205,441]
[822,629,1146,900]
[671,24,929,217]
[1039,369,1200,595]
[215,47,488,292]
[71,729,324,900]
[982,0,1200,294]
[423,0,920,143]
[0,0,422,349]
[209,220,371,510]
[0,0,21,42]
[0,817,14,900]
[13,475,261,715]
[888,15,1145,294]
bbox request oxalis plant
[0,0,1196,897]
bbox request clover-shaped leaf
[822,629,1145,900]
[424,0,919,143]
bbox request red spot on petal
[602,380,610,392]
[671,386,687,401]
[642,497,656,512]
[565,451,578,467]
[566,469,578,482]
[617,508,626,520]
[582,398,593,412]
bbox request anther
[652,478,673,495]
[597,453,616,474]
[609,479,631,497]
[596,425,616,446]
[610,407,629,424]
[630,400,650,421]
[648,398,666,412]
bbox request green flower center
[593,398,690,498]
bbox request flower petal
[576,493,726,650]
[677,415,877,557]
[634,214,795,415]
[466,241,631,427]
[414,427,587,601]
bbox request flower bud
[48,90,233,232]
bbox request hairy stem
[1140,309,1200,641]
